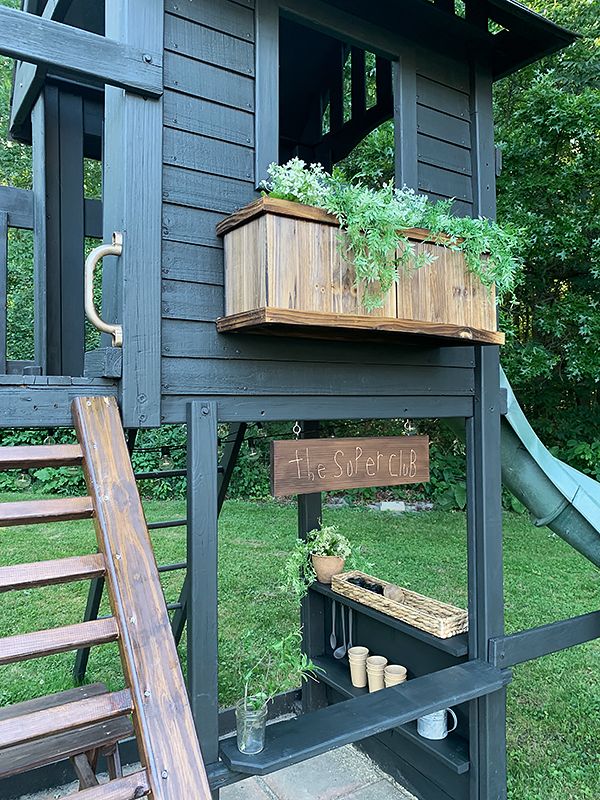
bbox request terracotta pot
[311,555,345,584]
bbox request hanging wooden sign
[271,436,430,496]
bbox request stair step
[75,772,150,800]
[0,496,94,527]
[220,660,510,775]
[0,618,119,665]
[0,689,133,749]
[0,554,105,592]
[0,444,83,470]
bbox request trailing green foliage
[264,159,523,309]
[282,524,352,600]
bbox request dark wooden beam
[10,0,75,137]
[0,5,162,98]
[0,186,33,229]
[489,611,600,668]
[0,212,7,374]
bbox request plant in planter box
[283,524,352,598]
[236,631,320,754]
[262,159,523,310]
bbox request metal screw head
[161,770,169,779]
[142,53,153,64]
[144,690,151,698]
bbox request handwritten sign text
[271,436,429,496]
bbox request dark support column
[172,422,247,645]
[393,46,418,191]
[467,346,506,800]
[32,85,85,376]
[298,421,327,713]
[0,211,7,373]
[187,401,220,799]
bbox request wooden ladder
[0,396,212,799]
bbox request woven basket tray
[331,570,468,639]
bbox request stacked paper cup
[366,655,388,692]
[347,646,369,688]
[384,665,408,688]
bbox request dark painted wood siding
[160,0,475,423]
[415,48,474,217]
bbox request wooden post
[467,346,506,800]
[103,0,163,427]
[298,420,328,713]
[0,212,7,374]
[187,402,220,799]
[32,85,85,376]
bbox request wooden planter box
[216,197,503,345]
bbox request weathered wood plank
[161,319,476,368]
[162,241,224,285]
[161,356,477,395]
[164,51,254,111]
[0,716,133,780]
[0,689,132,749]
[0,554,104,593]
[162,165,255,215]
[164,0,254,41]
[72,396,212,800]
[162,204,227,249]
[417,134,471,176]
[0,443,82,469]
[0,684,108,723]
[0,384,118,428]
[104,0,163,428]
[68,772,150,800]
[418,162,473,202]
[161,394,475,424]
[0,186,33,229]
[215,309,502,345]
[0,211,6,373]
[0,6,162,97]
[0,496,93,527]
[416,76,469,119]
[417,105,471,149]
[272,436,430,495]
[164,90,254,146]
[165,13,254,76]
[162,280,223,321]
[0,618,119,665]
[163,128,254,181]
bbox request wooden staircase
[0,396,212,799]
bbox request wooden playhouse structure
[0,2,593,800]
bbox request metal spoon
[334,606,347,659]
[347,607,353,650]
[330,601,337,650]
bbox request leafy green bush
[264,159,523,309]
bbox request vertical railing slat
[0,212,7,374]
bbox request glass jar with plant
[262,158,523,311]
[236,631,321,754]
[283,524,352,596]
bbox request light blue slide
[500,369,600,567]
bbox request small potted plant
[283,524,352,597]
[236,631,320,754]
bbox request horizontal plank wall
[415,46,474,217]
[160,0,477,424]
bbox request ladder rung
[0,554,105,593]
[0,618,119,665]
[0,444,83,470]
[0,689,133,749]
[0,496,94,527]
[76,772,150,800]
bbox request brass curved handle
[85,232,123,347]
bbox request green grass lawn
[0,497,598,799]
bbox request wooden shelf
[311,583,469,657]
[312,655,470,775]
[217,308,505,346]
[220,660,508,776]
